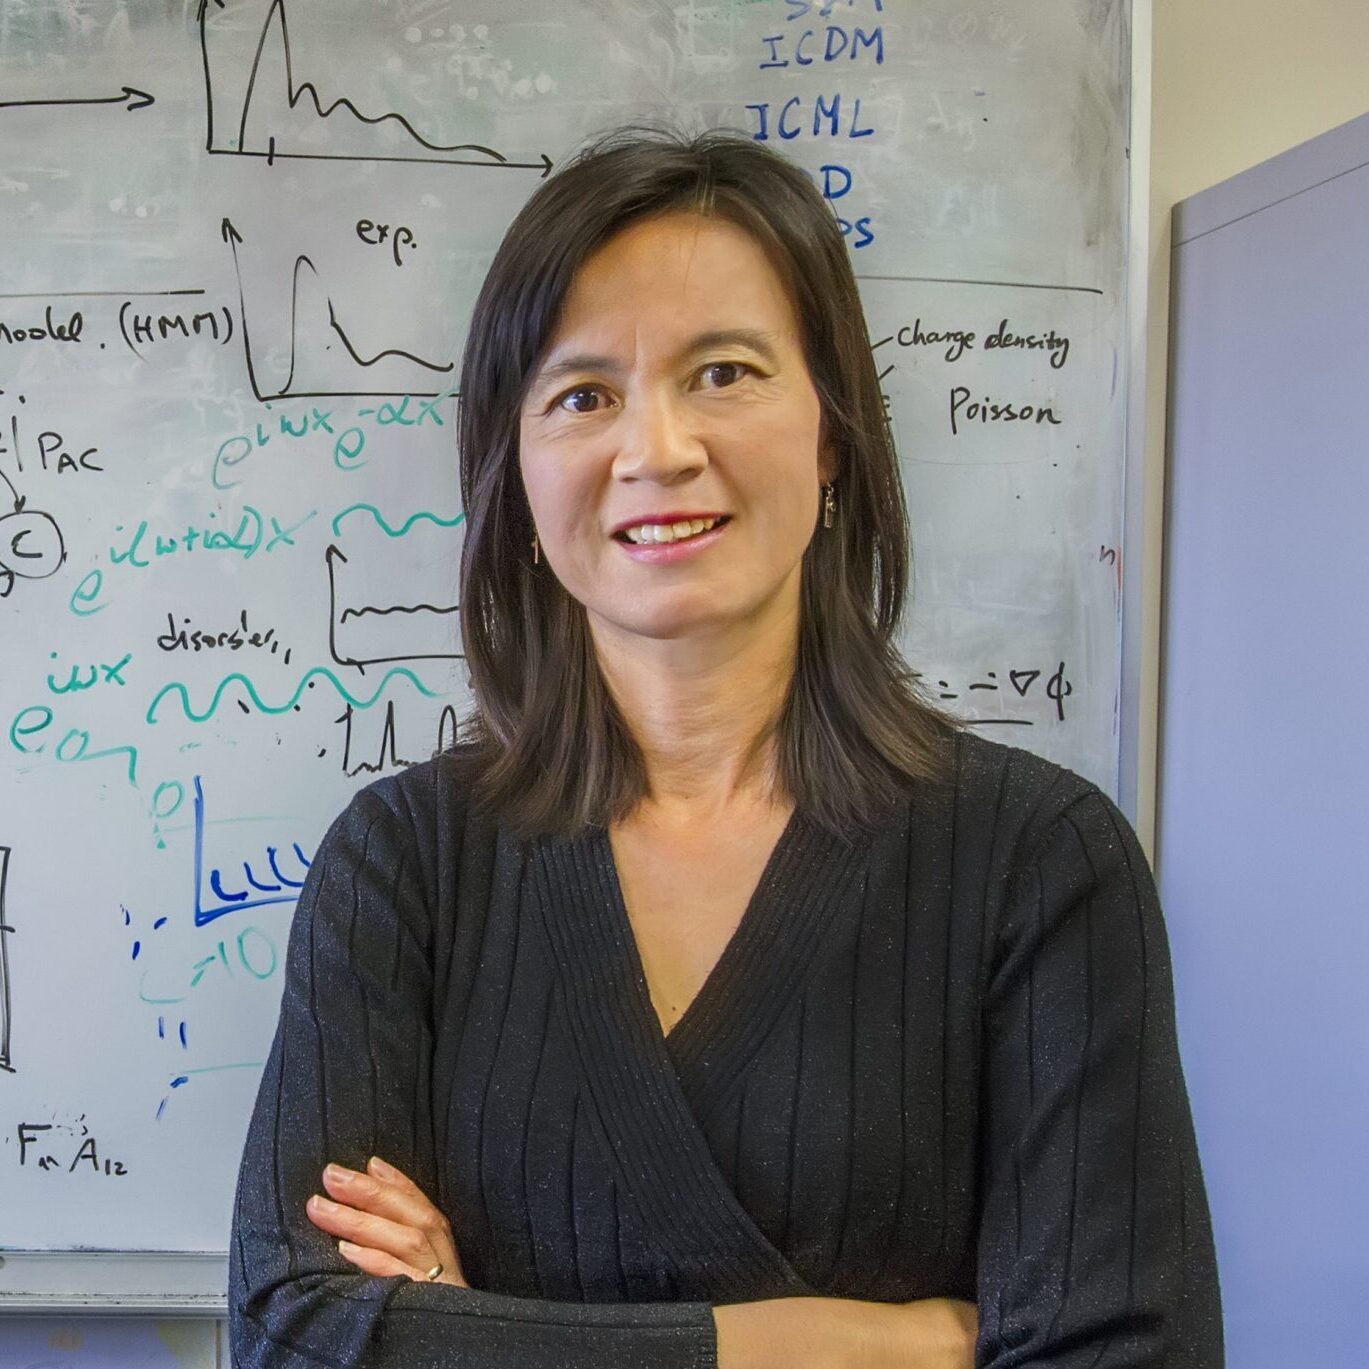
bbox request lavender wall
[1160,111,1369,1366]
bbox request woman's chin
[586,602,738,647]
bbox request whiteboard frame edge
[0,1252,227,1315]
[1119,0,1153,831]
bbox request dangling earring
[822,482,836,529]
[531,532,540,565]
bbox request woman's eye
[558,386,607,414]
[700,361,750,388]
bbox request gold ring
[424,1263,443,1282]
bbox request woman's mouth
[612,515,731,562]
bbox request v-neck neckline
[528,804,875,1110]
[594,803,806,1055]
[523,805,875,1299]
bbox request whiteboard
[0,0,1134,1299]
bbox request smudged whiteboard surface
[0,0,1132,1265]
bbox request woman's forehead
[594,212,783,289]
[549,215,800,346]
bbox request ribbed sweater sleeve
[975,785,1224,1366]
[227,778,719,1369]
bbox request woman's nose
[611,389,706,483]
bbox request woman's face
[518,211,833,651]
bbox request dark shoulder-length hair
[452,123,960,839]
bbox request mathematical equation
[913,660,1075,724]
[15,1117,129,1177]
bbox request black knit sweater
[228,731,1223,1366]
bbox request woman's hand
[305,1155,468,1287]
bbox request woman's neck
[587,603,798,826]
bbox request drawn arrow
[220,218,267,404]
[0,86,155,113]
[0,465,22,513]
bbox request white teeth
[623,516,722,544]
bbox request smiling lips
[612,509,727,533]
[613,516,730,562]
[615,514,729,545]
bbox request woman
[229,127,1223,1367]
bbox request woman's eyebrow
[683,328,782,366]
[529,328,783,396]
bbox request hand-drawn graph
[326,545,461,668]
[198,0,552,176]
[1,846,14,1073]
[325,503,464,667]
[222,218,456,401]
[191,777,311,927]
[334,698,461,779]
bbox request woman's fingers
[307,1156,468,1287]
[365,1154,427,1196]
[321,1162,439,1230]
[337,1239,463,1285]
[357,1157,469,1287]
[307,1192,438,1264]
